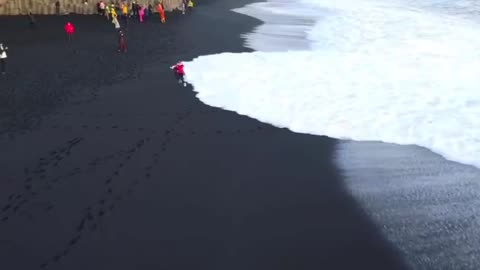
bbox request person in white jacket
[112,15,121,30]
[0,43,7,75]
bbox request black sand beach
[1,1,410,269]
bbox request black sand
[1,1,410,269]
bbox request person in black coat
[55,1,60,15]
[28,12,37,29]
[131,1,139,17]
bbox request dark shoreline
[1,1,410,269]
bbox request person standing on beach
[121,2,129,27]
[131,1,139,18]
[139,5,145,22]
[105,4,111,20]
[64,22,75,42]
[109,3,116,21]
[157,3,165,23]
[110,6,117,22]
[104,2,109,20]
[55,1,60,15]
[99,1,106,16]
[28,12,37,29]
[121,3,129,19]
[118,30,128,53]
[0,43,8,75]
[181,0,186,15]
[143,3,149,20]
[147,3,153,19]
[112,14,121,29]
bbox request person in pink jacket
[64,22,75,42]
[139,5,145,22]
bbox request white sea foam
[184,0,480,168]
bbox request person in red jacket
[170,62,186,86]
[64,22,75,41]
[157,3,166,23]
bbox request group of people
[1,0,193,81]
[99,1,151,20]
[101,1,194,54]
[103,2,169,31]
[97,0,195,25]
[60,1,195,53]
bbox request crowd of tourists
[0,0,195,78]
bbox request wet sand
[0,1,410,269]
[337,140,480,270]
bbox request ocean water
[185,0,480,168]
[184,0,480,268]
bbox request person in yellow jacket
[188,0,194,9]
[111,7,117,21]
[122,3,129,18]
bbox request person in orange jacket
[157,3,165,23]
